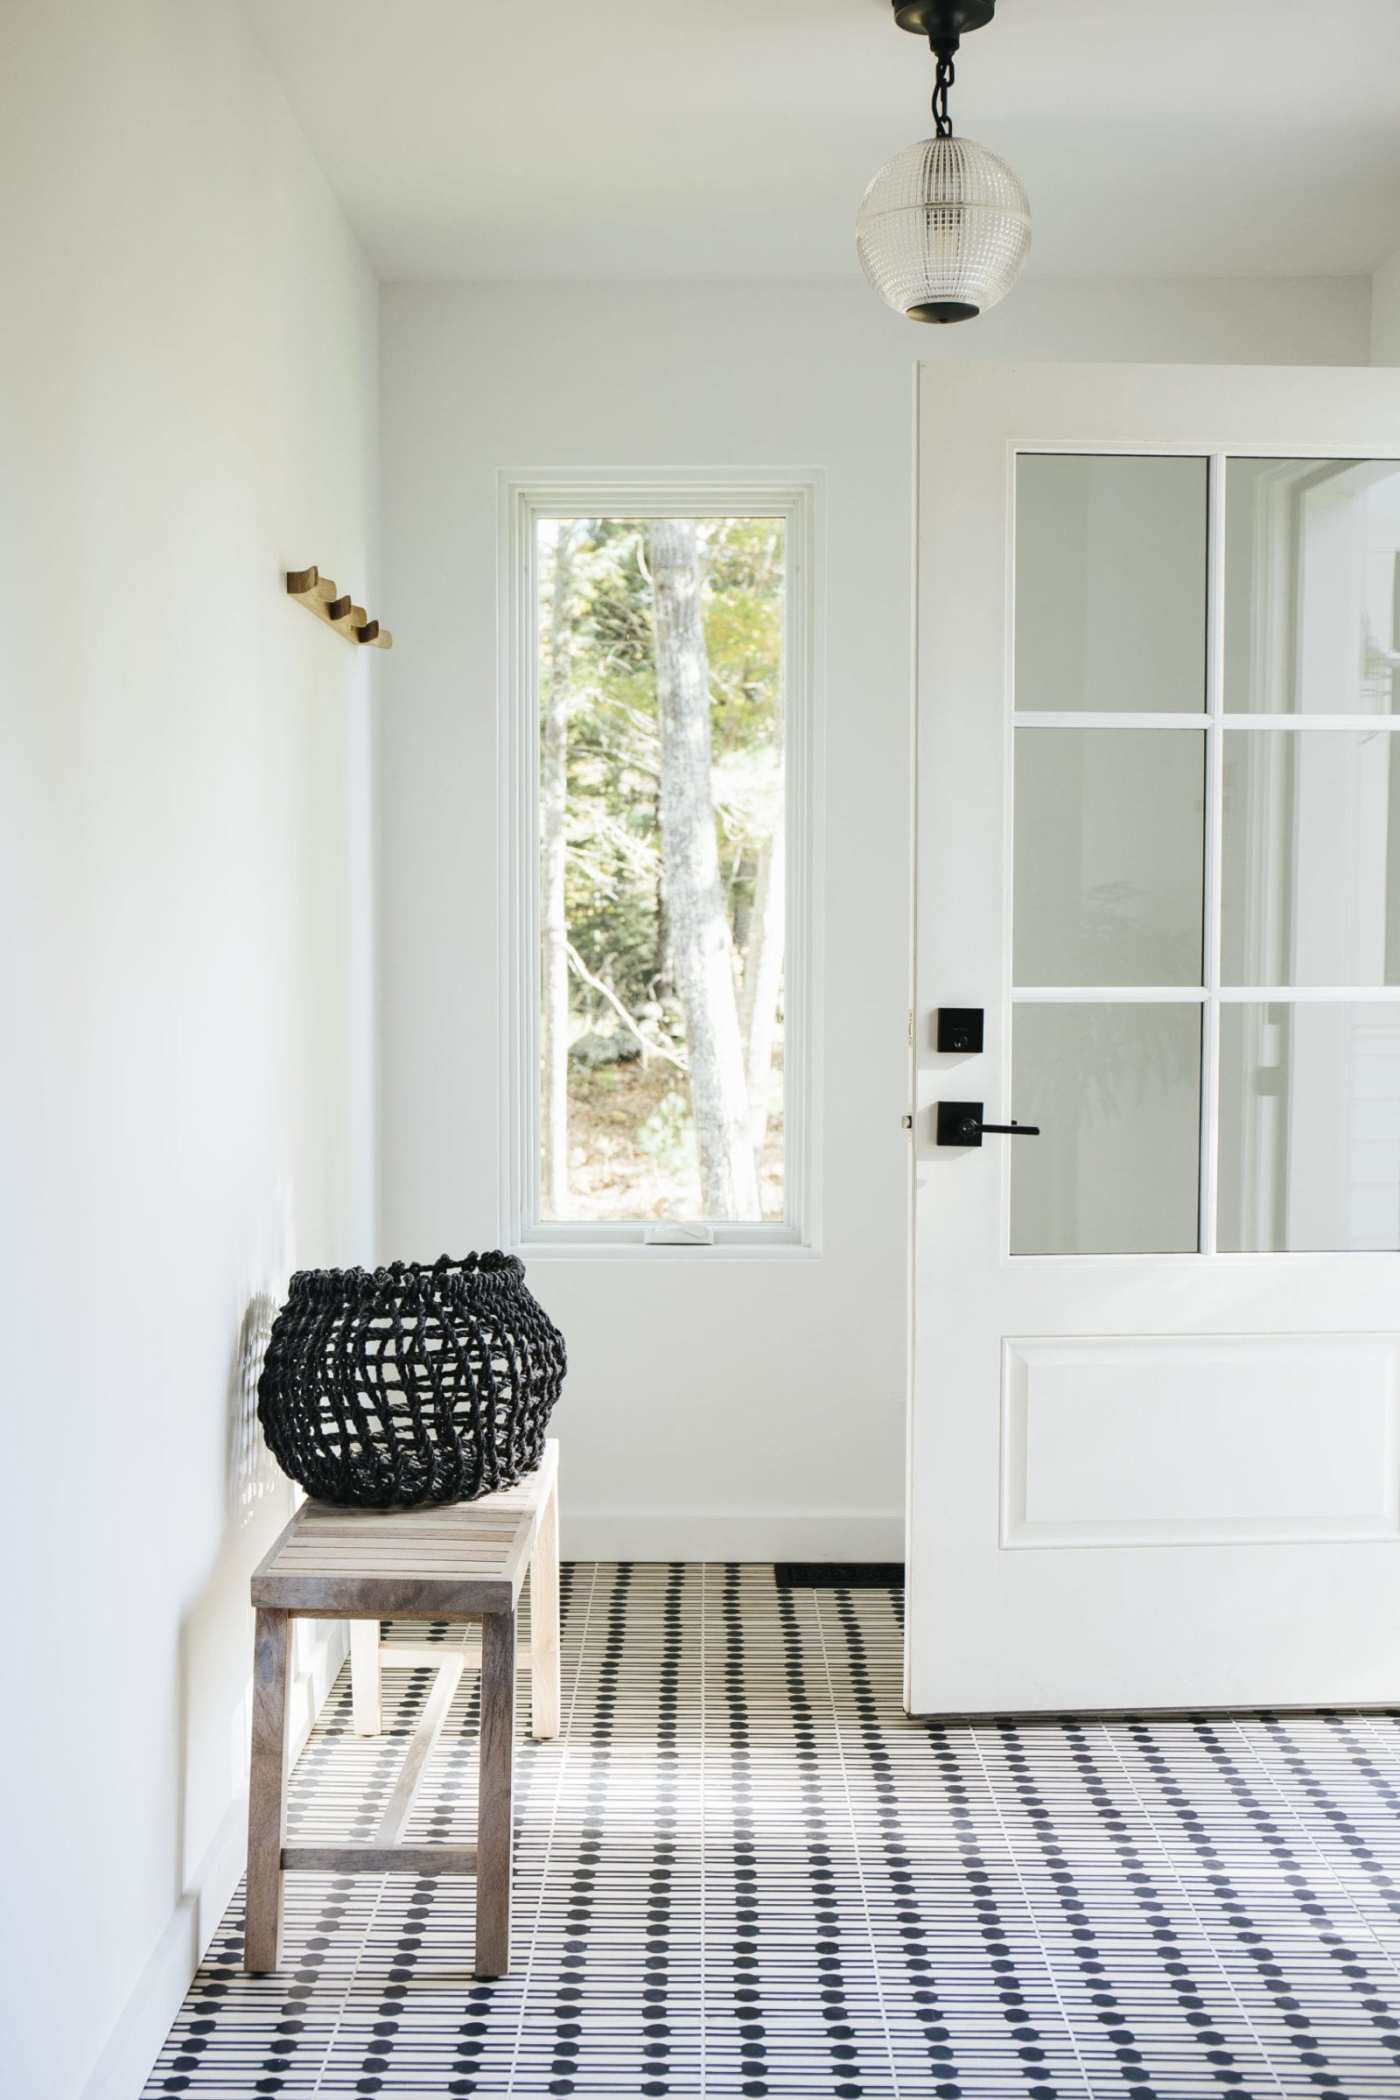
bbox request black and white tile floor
[145,1564,1400,2097]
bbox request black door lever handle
[936,1100,1041,1148]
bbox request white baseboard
[561,1507,904,1563]
[78,1619,348,2100]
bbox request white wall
[1373,246,1400,362]
[379,272,1370,1564]
[0,7,378,2097]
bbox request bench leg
[350,1618,382,1735]
[245,1607,291,1973]
[475,1605,516,1978]
[530,1474,561,1741]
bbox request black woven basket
[257,1253,566,1508]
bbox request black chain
[931,50,956,137]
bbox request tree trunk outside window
[649,519,760,1218]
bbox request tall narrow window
[506,484,816,1249]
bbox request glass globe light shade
[856,135,1030,323]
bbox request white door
[909,360,1400,1716]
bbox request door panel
[1001,1335,1400,1546]
[909,362,1400,1715]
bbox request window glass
[1012,452,1400,1256]
[537,517,786,1224]
[1010,1004,1202,1255]
[1219,1003,1400,1250]
[1015,455,1208,713]
[1222,731,1400,985]
[1224,458,1400,713]
[1014,729,1206,986]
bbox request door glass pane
[1224,458,1400,713]
[1010,1004,1202,1254]
[1219,1002,1400,1250]
[1015,455,1208,713]
[1222,731,1400,985]
[1014,729,1206,986]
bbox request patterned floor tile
[141,1566,1400,2097]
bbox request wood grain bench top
[251,1439,558,1618]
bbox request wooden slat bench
[244,1438,560,1980]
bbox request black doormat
[774,1563,905,1590]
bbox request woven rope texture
[258,1253,566,1508]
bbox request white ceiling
[246,0,1400,283]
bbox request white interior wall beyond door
[0,8,378,2098]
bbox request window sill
[510,1235,820,1263]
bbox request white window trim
[496,468,825,1257]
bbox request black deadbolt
[937,1007,984,1054]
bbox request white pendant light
[858,0,1030,325]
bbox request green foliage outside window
[538,516,785,1222]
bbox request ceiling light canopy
[858,0,1030,326]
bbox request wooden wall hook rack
[287,566,392,649]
